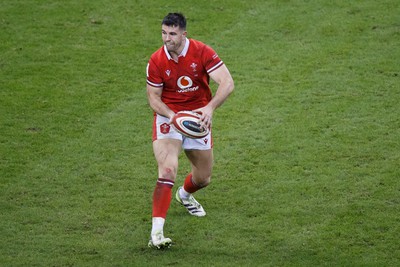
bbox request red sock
[183,173,201,194]
[152,178,174,218]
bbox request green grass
[1,0,399,266]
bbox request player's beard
[165,42,176,52]
[165,39,184,55]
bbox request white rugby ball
[171,111,209,139]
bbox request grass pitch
[1,0,399,266]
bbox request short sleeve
[202,45,224,74]
[146,58,163,88]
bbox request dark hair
[162,13,186,30]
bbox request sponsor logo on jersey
[177,76,199,93]
[177,76,193,89]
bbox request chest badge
[190,63,197,72]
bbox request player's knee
[160,166,177,180]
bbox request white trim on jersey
[147,63,163,87]
[207,61,224,74]
[163,45,171,60]
[163,38,190,60]
[180,38,190,57]
[147,79,163,87]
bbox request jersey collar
[164,38,190,60]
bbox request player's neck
[170,40,186,62]
[170,51,180,62]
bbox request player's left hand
[193,106,213,129]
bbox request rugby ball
[171,111,209,139]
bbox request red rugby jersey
[146,38,224,113]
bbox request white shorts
[153,113,212,150]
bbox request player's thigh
[153,138,182,179]
[184,149,214,179]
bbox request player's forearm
[151,101,175,119]
[208,79,234,111]
[148,94,175,119]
